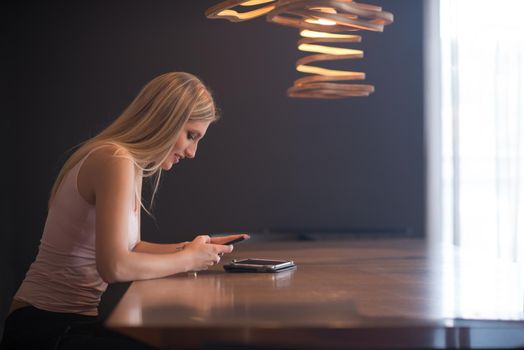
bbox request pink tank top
[14,145,139,316]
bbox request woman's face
[161,120,211,171]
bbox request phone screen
[235,259,289,265]
[225,258,296,273]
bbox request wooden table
[106,239,524,349]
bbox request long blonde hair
[49,72,219,214]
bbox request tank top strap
[69,142,124,187]
[72,142,118,173]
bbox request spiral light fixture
[205,0,277,22]
[205,0,393,99]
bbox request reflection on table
[107,239,524,349]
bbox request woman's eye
[187,132,195,140]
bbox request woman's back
[14,145,139,316]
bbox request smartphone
[223,236,248,245]
[224,258,296,273]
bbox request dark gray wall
[4,0,424,332]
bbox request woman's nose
[185,144,197,159]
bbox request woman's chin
[161,162,173,171]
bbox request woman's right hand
[183,235,234,271]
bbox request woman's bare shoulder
[78,143,136,203]
[90,148,136,185]
[86,143,135,168]
[89,142,132,158]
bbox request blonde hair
[49,72,219,214]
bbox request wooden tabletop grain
[106,239,524,349]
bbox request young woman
[1,72,248,349]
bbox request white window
[426,1,524,323]
[431,0,524,262]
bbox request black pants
[0,306,157,350]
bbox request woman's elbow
[96,258,127,283]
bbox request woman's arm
[90,148,232,283]
[132,241,188,254]
[133,233,249,254]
